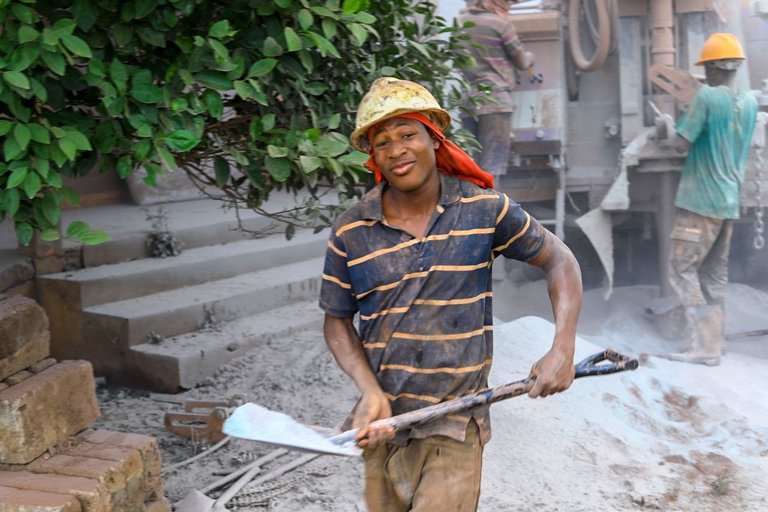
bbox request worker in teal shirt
[665,33,758,366]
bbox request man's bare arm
[524,230,583,398]
[323,314,393,447]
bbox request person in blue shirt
[665,33,758,366]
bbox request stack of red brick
[0,295,171,511]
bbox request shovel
[223,349,638,457]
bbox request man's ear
[432,139,440,150]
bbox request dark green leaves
[164,130,200,152]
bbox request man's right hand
[353,389,395,449]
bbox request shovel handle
[332,349,637,446]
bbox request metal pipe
[649,0,677,297]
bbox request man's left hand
[527,345,575,398]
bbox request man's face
[371,117,439,193]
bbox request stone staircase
[36,202,329,392]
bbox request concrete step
[81,257,324,347]
[38,230,328,307]
[124,299,324,391]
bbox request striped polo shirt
[319,174,546,445]
[458,8,526,114]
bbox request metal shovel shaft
[331,349,638,446]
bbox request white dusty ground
[93,281,768,511]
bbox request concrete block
[0,361,100,464]
[143,497,172,512]
[5,370,33,386]
[0,296,50,380]
[76,430,164,503]
[0,470,109,512]
[0,295,49,354]
[0,331,48,382]
[29,358,57,374]
[0,484,81,511]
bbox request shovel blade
[223,403,361,457]
[175,489,220,512]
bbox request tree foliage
[0,0,476,244]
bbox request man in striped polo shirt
[458,0,534,179]
[320,77,582,511]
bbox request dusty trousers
[461,113,512,177]
[362,420,483,512]
[666,208,732,364]
[668,208,733,308]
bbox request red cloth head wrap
[364,112,494,189]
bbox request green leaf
[130,82,162,104]
[267,145,289,158]
[51,19,77,36]
[61,187,80,206]
[306,32,340,58]
[3,71,30,89]
[7,166,28,188]
[0,120,12,136]
[214,156,230,187]
[136,27,166,47]
[73,0,99,31]
[40,229,61,242]
[65,220,89,238]
[18,26,39,44]
[233,80,256,101]
[338,151,370,166]
[310,6,337,18]
[316,132,349,157]
[349,23,369,46]
[134,0,158,19]
[299,155,322,173]
[15,222,34,246]
[30,78,47,102]
[304,82,328,95]
[11,4,35,24]
[262,114,276,132]
[61,34,92,58]
[164,130,200,152]
[22,171,41,199]
[13,124,31,151]
[263,37,283,57]
[64,129,92,151]
[156,146,176,170]
[3,138,23,160]
[78,230,111,245]
[36,158,50,178]
[41,51,66,75]
[298,9,314,30]
[208,20,230,38]
[203,90,223,118]
[58,138,77,161]
[322,19,338,40]
[134,139,152,160]
[353,12,376,24]
[109,59,128,84]
[265,156,291,182]
[328,113,341,130]
[4,189,20,217]
[342,0,365,14]
[194,70,233,90]
[117,156,132,178]
[247,58,278,78]
[284,27,302,52]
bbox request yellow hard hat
[695,33,746,65]
[350,77,451,151]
